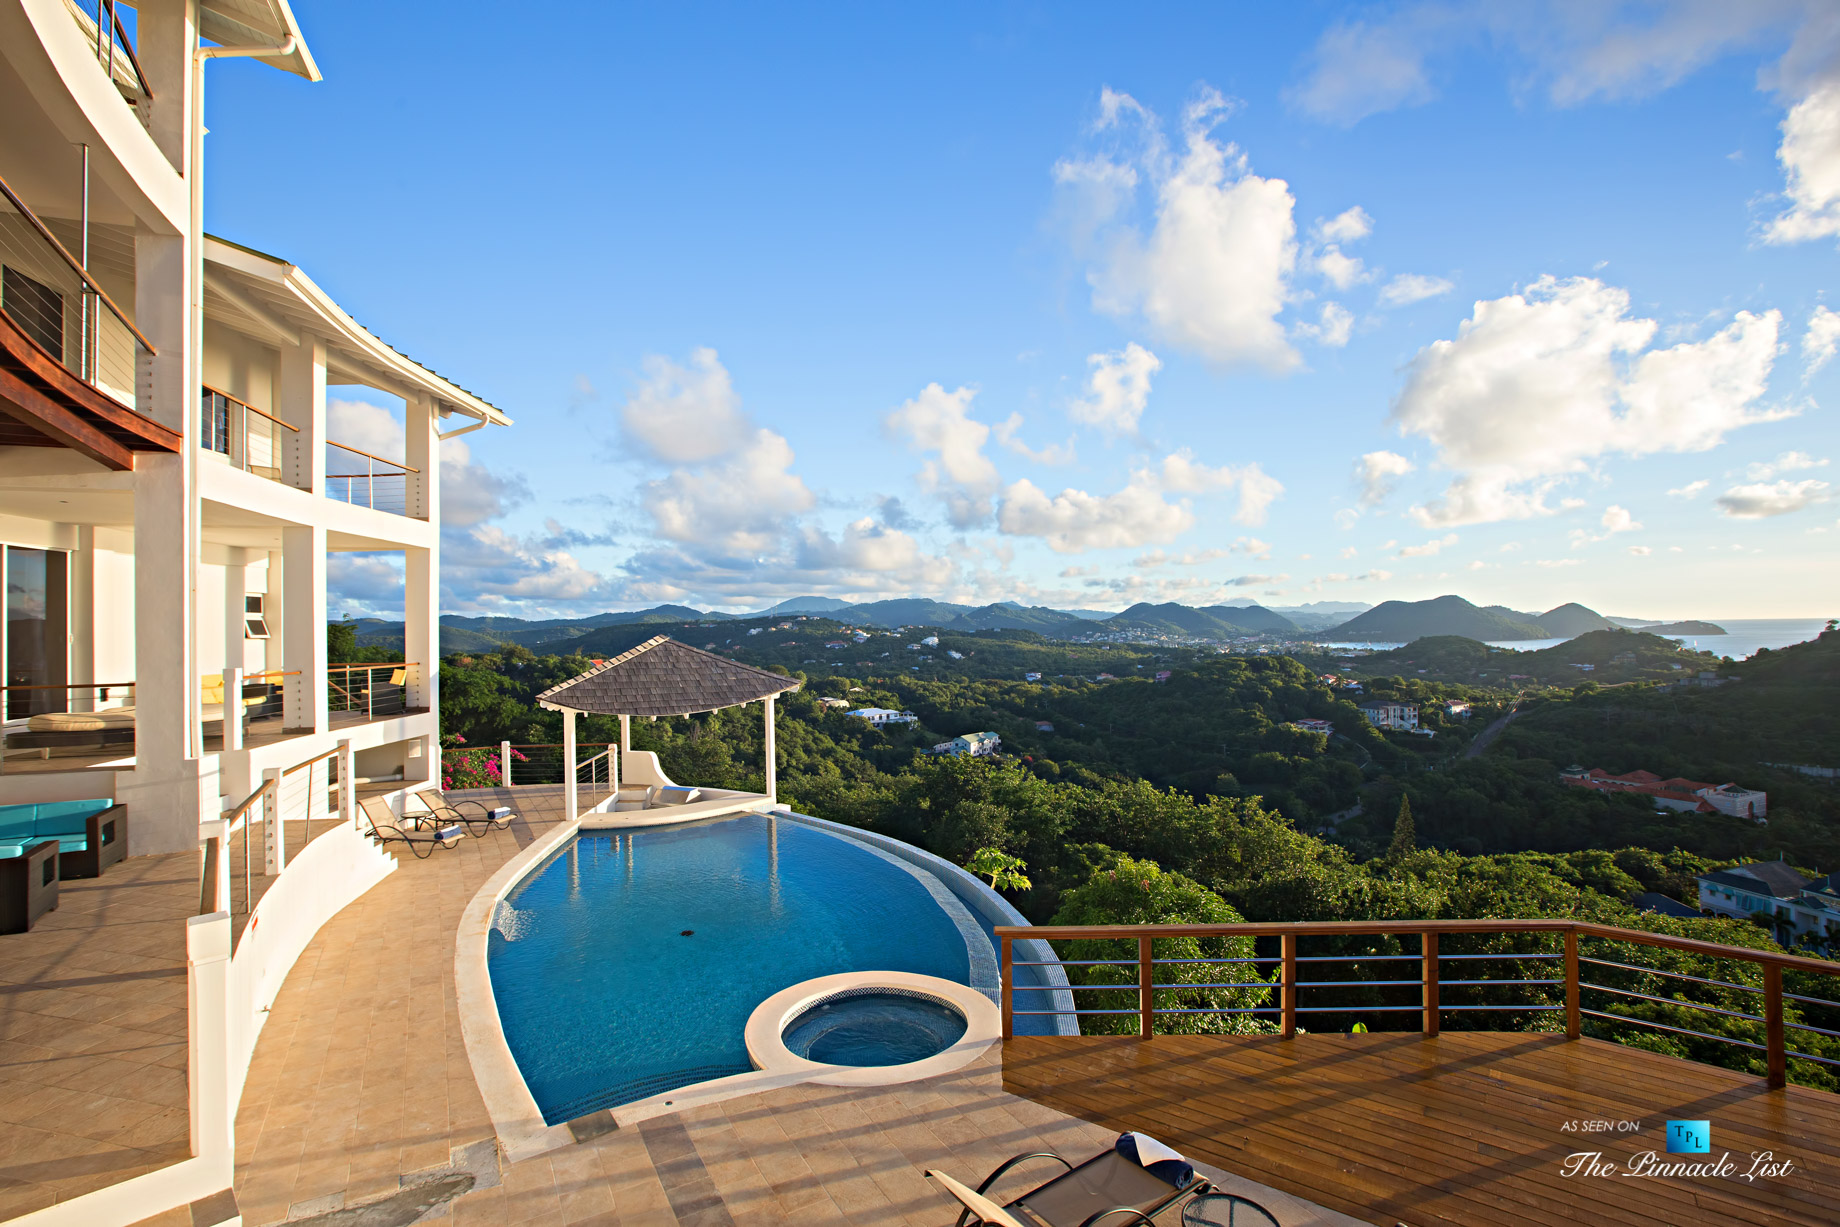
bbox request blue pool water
[488,812,977,1122]
[783,992,967,1066]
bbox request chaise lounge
[359,797,462,859]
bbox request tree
[1388,795,1417,861]
[967,848,1031,893]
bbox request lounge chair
[929,1133,1210,1227]
[359,797,461,859]
[412,790,514,837]
[1180,1192,1280,1226]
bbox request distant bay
[1317,618,1829,661]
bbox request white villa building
[847,706,918,727]
[0,0,508,854]
[1357,699,1419,732]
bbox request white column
[281,525,327,734]
[263,549,284,677]
[221,667,242,752]
[404,394,440,712]
[185,912,233,1175]
[563,708,578,825]
[764,695,777,804]
[500,740,512,787]
[69,526,96,711]
[223,551,247,677]
[619,713,631,753]
[277,337,326,494]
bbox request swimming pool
[487,812,988,1123]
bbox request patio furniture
[1182,1192,1280,1226]
[928,1132,1210,1227]
[0,800,127,879]
[412,790,514,837]
[0,839,59,933]
[359,797,461,859]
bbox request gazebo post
[764,694,777,805]
[563,707,578,825]
[619,714,630,754]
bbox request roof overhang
[202,234,511,427]
[200,0,321,81]
[538,636,801,717]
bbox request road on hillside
[1465,706,1520,759]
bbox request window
[1,266,64,359]
[5,547,68,720]
[201,388,232,456]
[244,593,269,639]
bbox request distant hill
[754,596,854,615]
[1641,620,1727,636]
[951,603,1093,634]
[843,598,977,627]
[1105,602,1298,638]
[1532,603,1620,637]
[1322,595,1550,642]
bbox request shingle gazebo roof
[535,635,800,717]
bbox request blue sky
[206,2,1840,620]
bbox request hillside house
[1697,861,1840,947]
[1560,768,1768,820]
[1358,700,1419,731]
[1291,719,1334,735]
[920,635,939,646]
[816,698,850,709]
[929,731,1000,758]
[1024,672,1041,681]
[1444,700,1472,718]
[1035,721,1054,733]
[847,707,918,727]
[1154,671,1172,682]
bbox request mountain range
[348,592,1721,655]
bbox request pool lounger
[359,798,463,859]
[927,1132,1211,1227]
[413,790,515,837]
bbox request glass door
[5,547,67,720]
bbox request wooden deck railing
[996,919,1840,1089]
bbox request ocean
[1317,618,1830,661]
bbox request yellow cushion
[201,676,224,703]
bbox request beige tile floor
[223,788,1350,1227]
[0,849,196,1221]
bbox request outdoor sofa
[0,799,126,879]
[0,839,57,934]
[4,677,279,759]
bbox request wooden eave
[0,309,180,470]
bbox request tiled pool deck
[214,787,1347,1227]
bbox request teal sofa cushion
[0,806,37,841]
[33,800,110,836]
[54,837,87,853]
[0,841,26,859]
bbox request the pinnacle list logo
[1666,1120,1710,1154]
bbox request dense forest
[402,618,1840,1085]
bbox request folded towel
[1115,1132,1194,1188]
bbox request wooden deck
[1002,1031,1839,1227]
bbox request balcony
[0,171,176,468]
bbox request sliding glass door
[4,547,67,720]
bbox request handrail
[328,661,417,670]
[0,681,134,690]
[103,0,152,100]
[325,440,419,473]
[0,169,156,355]
[202,384,299,432]
[281,747,339,777]
[995,919,1840,1090]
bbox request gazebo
[535,635,801,822]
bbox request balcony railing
[66,0,153,109]
[0,171,153,409]
[202,384,294,481]
[997,919,1840,1091]
[327,441,416,515]
[327,662,417,720]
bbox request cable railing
[202,384,294,481]
[486,742,616,787]
[65,0,152,106]
[0,170,154,409]
[203,746,344,930]
[996,919,1840,1091]
[327,662,415,720]
[326,441,416,516]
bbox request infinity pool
[488,812,982,1122]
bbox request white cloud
[1535,558,1582,568]
[1379,273,1456,307]
[1767,82,1840,244]
[1356,450,1416,505]
[1392,276,1786,527]
[1156,454,1285,524]
[884,383,1002,527]
[998,474,1194,553]
[642,427,816,555]
[1318,206,1374,244]
[1068,343,1162,434]
[1465,559,1488,570]
[1056,87,1307,371]
[1315,249,1366,290]
[1803,305,1840,377]
[1340,545,1359,559]
[1668,480,1710,498]
[1747,450,1829,478]
[1628,545,1653,555]
[1296,302,1354,347]
[1224,573,1289,587]
[992,414,1076,465]
[1398,533,1457,558]
[1715,478,1832,517]
[796,518,956,587]
[619,347,751,464]
[1287,10,1443,124]
[1600,504,1642,534]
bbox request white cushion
[26,707,136,732]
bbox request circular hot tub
[782,988,968,1066]
[745,971,1000,1086]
